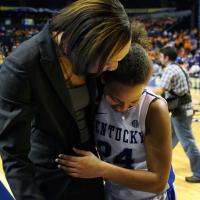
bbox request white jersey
[95,89,170,200]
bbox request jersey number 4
[97,141,134,169]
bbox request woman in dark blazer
[0,0,131,199]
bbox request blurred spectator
[151,46,200,183]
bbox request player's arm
[143,98,172,192]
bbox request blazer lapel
[37,24,76,119]
[86,76,98,120]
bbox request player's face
[104,81,146,112]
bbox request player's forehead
[105,81,144,102]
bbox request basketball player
[56,44,176,200]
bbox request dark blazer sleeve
[0,55,45,199]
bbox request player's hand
[55,147,104,178]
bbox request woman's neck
[52,32,86,86]
[59,55,86,86]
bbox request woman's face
[103,40,131,72]
[89,40,131,74]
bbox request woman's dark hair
[103,43,152,86]
[50,0,131,74]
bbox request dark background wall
[0,0,198,27]
[0,0,197,9]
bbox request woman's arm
[56,98,172,194]
[0,56,45,200]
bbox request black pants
[35,166,104,200]
[66,177,104,200]
[30,129,104,200]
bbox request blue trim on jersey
[167,184,176,200]
[143,89,158,98]
[168,167,175,186]
[142,89,146,94]
[0,181,14,200]
[167,167,176,200]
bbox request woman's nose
[103,62,118,71]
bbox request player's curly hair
[131,20,150,50]
[103,43,152,86]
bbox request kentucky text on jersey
[95,120,144,144]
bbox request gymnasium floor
[0,89,200,200]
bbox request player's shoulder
[147,96,169,122]
[142,89,168,115]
